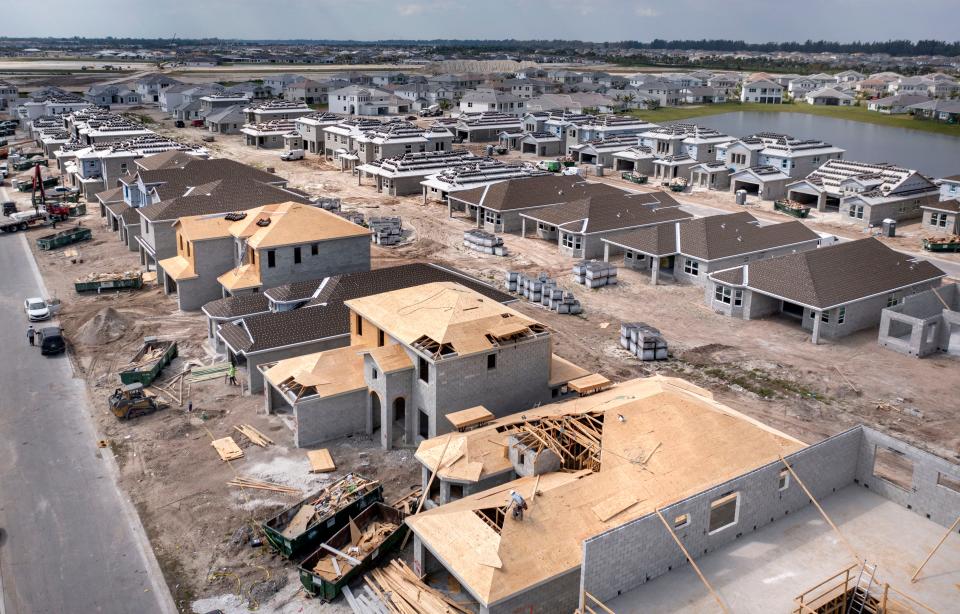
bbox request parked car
[174,120,185,128]
[38,326,65,355]
[191,119,204,127]
[280,149,304,161]
[24,297,51,321]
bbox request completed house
[707,238,945,343]
[159,202,370,310]
[518,190,691,259]
[85,84,142,106]
[262,282,588,448]
[459,88,526,116]
[804,87,854,106]
[740,79,783,103]
[328,85,412,116]
[601,212,822,285]
[0,79,18,110]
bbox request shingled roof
[520,190,689,234]
[216,263,515,355]
[449,175,625,212]
[121,158,285,201]
[710,238,945,309]
[138,178,311,222]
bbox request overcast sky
[2,0,957,42]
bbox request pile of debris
[463,229,507,256]
[316,197,342,211]
[368,216,402,246]
[504,271,582,315]
[312,518,399,581]
[620,322,668,361]
[573,260,618,288]
[277,475,379,540]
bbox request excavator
[108,383,168,420]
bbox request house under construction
[407,376,960,614]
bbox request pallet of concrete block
[620,322,667,360]
[553,291,582,314]
[315,197,341,212]
[519,272,550,303]
[572,260,617,288]
[504,271,520,293]
[463,229,507,256]
[337,210,365,226]
[368,216,402,246]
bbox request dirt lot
[10,111,960,613]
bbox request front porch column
[521,217,526,238]
[603,242,610,262]
[447,197,453,218]
[811,312,822,345]
[476,206,481,228]
[381,401,393,451]
[422,186,427,205]
[818,193,827,212]
[651,258,660,285]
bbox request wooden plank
[307,448,336,473]
[282,505,317,538]
[592,492,639,522]
[320,542,362,566]
[211,436,243,461]
[446,405,495,430]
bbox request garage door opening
[781,301,805,319]
[734,180,761,196]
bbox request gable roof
[227,202,369,249]
[138,178,310,222]
[711,238,945,309]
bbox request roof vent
[224,212,247,221]
[256,218,271,227]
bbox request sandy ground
[7,107,959,612]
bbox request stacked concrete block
[620,322,667,360]
[504,271,582,315]
[336,210,365,226]
[316,197,342,211]
[463,229,507,256]
[368,216,403,246]
[573,260,618,288]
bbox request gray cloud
[1,0,956,42]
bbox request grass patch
[123,112,155,124]
[628,102,960,137]
[700,366,828,402]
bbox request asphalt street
[0,221,173,614]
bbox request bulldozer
[108,383,167,420]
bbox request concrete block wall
[434,337,553,439]
[257,235,370,290]
[176,238,237,311]
[294,388,368,448]
[854,427,960,528]
[486,568,581,614]
[800,280,941,339]
[580,427,863,605]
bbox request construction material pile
[279,475,377,539]
[504,271,582,314]
[368,216,402,246]
[312,519,399,581]
[316,197,342,211]
[573,260,618,288]
[337,210,365,226]
[352,559,472,614]
[463,229,507,256]
[75,270,141,283]
[620,322,668,361]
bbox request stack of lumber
[211,436,244,461]
[122,346,164,371]
[354,560,472,614]
[186,362,231,383]
[234,424,273,447]
[389,488,422,516]
[307,448,336,473]
[313,519,398,581]
[227,476,301,496]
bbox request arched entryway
[393,397,406,445]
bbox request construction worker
[27,325,35,346]
[228,363,237,386]
[508,490,528,521]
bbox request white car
[24,297,51,321]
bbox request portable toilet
[882,218,897,237]
[735,189,747,205]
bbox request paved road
[0,228,174,614]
